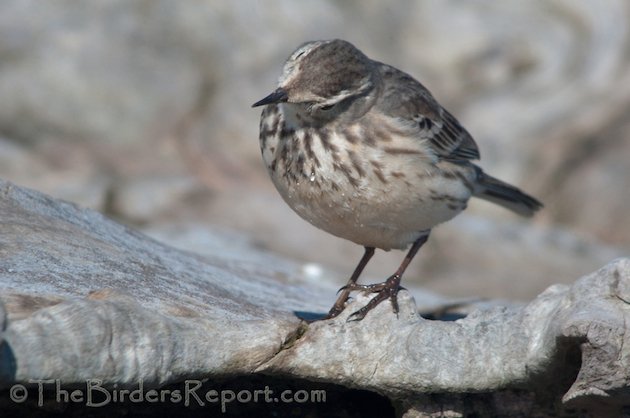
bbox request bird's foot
[325,288,352,319]
[342,274,402,321]
[324,281,390,320]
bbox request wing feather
[376,63,480,162]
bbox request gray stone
[1,179,629,416]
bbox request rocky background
[0,0,628,301]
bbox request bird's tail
[473,168,543,217]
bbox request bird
[252,39,542,321]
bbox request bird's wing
[377,64,480,162]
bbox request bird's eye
[320,104,334,111]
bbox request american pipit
[253,39,542,321]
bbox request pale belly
[263,124,474,250]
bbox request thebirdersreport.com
[8,379,327,413]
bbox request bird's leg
[325,246,375,319]
[347,232,430,321]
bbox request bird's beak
[252,88,288,107]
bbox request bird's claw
[347,286,400,322]
[344,274,402,321]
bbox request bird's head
[253,39,378,123]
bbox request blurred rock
[1,180,629,417]
[417,213,626,300]
[0,0,202,148]
[0,136,109,209]
[108,175,202,223]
